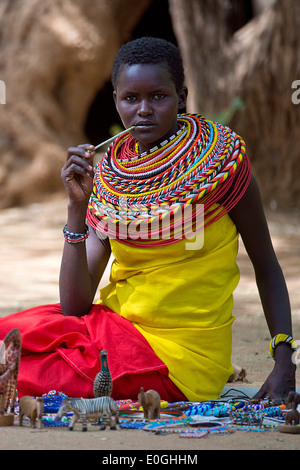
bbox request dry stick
[94,125,136,151]
[89,125,136,165]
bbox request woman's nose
[138,99,152,116]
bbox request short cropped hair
[111,37,185,92]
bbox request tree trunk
[0,0,151,208]
[169,0,300,209]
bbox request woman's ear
[113,89,121,116]
[113,90,117,107]
[178,86,188,110]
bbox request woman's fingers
[61,143,97,205]
[64,154,93,175]
[67,144,94,163]
[61,144,96,204]
[63,144,95,175]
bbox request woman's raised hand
[61,144,95,205]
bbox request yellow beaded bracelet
[269,334,297,360]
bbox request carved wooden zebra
[55,397,119,432]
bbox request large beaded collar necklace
[87,114,251,246]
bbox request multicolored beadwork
[269,334,297,360]
[13,389,286,434]
[87,114,251,246]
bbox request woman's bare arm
[59,215,111,317]
[229,175,295,400]
[59,144,111,316]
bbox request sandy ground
[0,197,300,451]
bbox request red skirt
[0,303,186,401]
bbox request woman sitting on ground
[0,37,296,403]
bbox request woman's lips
[135,121,156,128]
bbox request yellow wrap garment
[100,211,240,402]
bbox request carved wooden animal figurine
[55,396,119,431]
[138,387,161,419]
[93,350,113,398]
[19,396,44,429]
[0,328,21,426]
[285,408,300,426]
[285,391,300,426]
[288,391,300,406]
[278,391,300,434]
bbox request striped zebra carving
[55,396,119,431]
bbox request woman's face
[113,63,187,153]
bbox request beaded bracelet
[63,224,89,244]
[269,334,297,360]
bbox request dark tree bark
[0,0,151,208]
[169,0,300,209]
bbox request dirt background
[0,197,300,450]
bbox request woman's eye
[125,95,137,101]
[153,94,165,100]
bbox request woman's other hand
[253,344,296,403]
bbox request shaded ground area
[0,198,300,450]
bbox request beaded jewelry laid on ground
[7,387,300,437]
